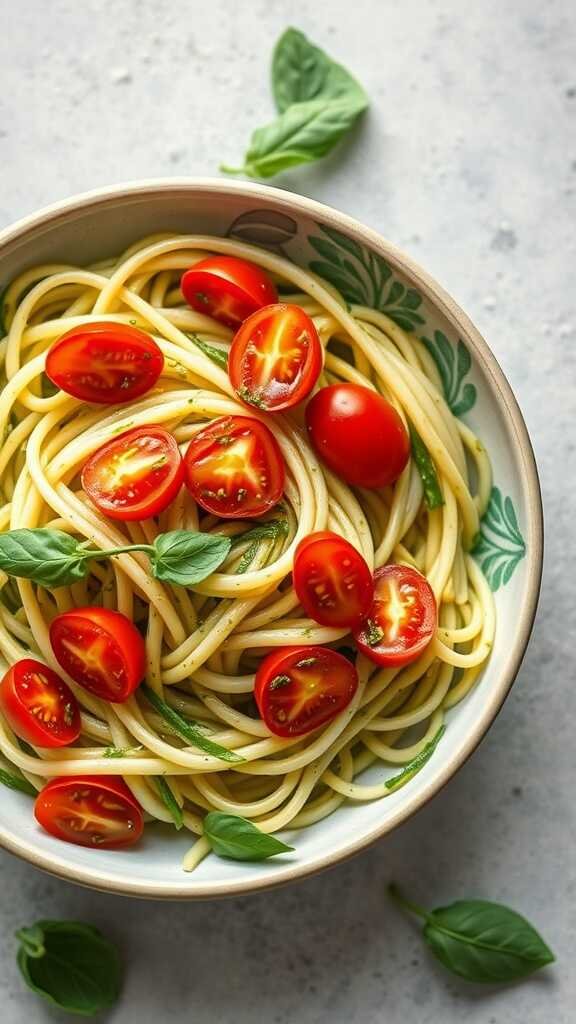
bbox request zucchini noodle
[0,233,495,870]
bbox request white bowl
[0,179,542,898]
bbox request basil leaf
[0,528,88,587]
[225,97,366,179]
[189,333,229,369]
[0,768,36,796]
[231,518,289,574]
[272,27,367,113]
[204,812,294,862]
[409,424,444,509]
[16,920,122,1016]
[150,530,231,586]
[389,886,555,984]
[385,726,445,791]
[154,776,184,830]
[141,684,244,763]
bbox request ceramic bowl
[0,179,542,898]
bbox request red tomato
[0,658,80,748]
[49,608,145,703]
[181,256,278,328]
[34,776,143,849]
[229,303,322,412]
[184,415,285,519]
[255,646,358,737]
[45,322,164,404]
[353,564,437,667]
[293,531,374,628]
[82,425,184,522]
[305,383,410,488]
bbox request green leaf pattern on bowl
[422,330,477,417]
[473,487,526,591]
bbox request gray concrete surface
[0,0,575,1021]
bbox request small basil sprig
[140,684,244,764]
[154,777,184,830]
[389,885,555,984]
[0,527,231,589]
[231,517,289,574]
[221,27,368,178]
[188,333,229,369]
[0,768,36,796]
[16,920,122,1016]
[385,726,445,791]
[204,812,294,862]
[409,424,444,510]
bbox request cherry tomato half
[184,415,285,519]
[229,303,322,412]
[353,564,437,667]
[82,425,184,522]
[181,256,278,328]
[34,776,143,849]
[293,531,374,628]
[45,322,164,405]
[49,608,145,703]
[255,646,358,737]
[306,383,410,489]
[0,658,80,748]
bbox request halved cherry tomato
[229,303,322,412]
[0,658,80,748]
[49,608,145,703]
[255,646,358,737]
[184,415,285,519]
[353,564,437,666]
[82,425,184,522]
[293,531,374,628]
[306,383,410,488]
[181,256,278,328]
[34,776,143,849]
[45,322,164,404]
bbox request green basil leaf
[384,726,445,791]
[230,517,289,574]
[409,424,444,510]
[204,812,294,862]
[150,530,231,586]
[272,27,368,113]
[141,684,244,763]
[0,768,36,796]
[154,776,184,830]
[223,96,367,179]
[188,333,229,369]
[16,920,122,1016]
[389,886,555,984]
[0,528,88,587]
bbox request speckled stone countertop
[0,1,574,1021]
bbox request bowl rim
[0,177,543,899]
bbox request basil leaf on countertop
[272,27,367,113]
[388,885,555,984]
[150,530,231,586]
[16,920,122,1016]
[204,812,294,862]
[409,424,445,510]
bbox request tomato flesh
[82,425,184,521]
[181,255,278,328]
[293,531,374,628]
[353,564,437,666]
[184,415,285,519]
[46,322,164,404]
[255,646,358,737]
[49,608,145,703]
[229,303,322,412]
[34,775,143,849]
[0,658,80,748]
[306,383,410,488]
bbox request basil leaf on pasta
[16,920,122,1016]
[204,812,294,861]
[140,685,244,764]
[188,333,229,369]
[150,530,231,585]
[0,768,37,796]
[154,777,184,830]
[409,424,444,509]
[0,528,88,587]
[384,726,445,791]
[272,27,367,113]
